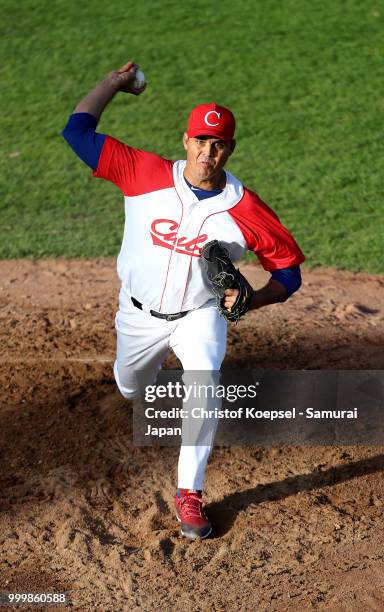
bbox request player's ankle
[177,488,202,497]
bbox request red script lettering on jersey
[150,219,208,257]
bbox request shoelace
[180,494,207,519]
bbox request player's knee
[115,380,139,400]
[113,361,140,400]
[116,384,140,400]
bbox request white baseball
[133,69,146,89]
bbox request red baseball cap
[187,103,236,141]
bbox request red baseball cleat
[175,489,212,540]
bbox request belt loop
[131,297,142,310]
[131,296,150,313]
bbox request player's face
[183,134,235,187]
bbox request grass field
[1,0,383,271]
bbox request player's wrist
[248,290,261,311]
[250,282,287,310]
[103,72,123,93]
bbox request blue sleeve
[62,113,106,170]
[271,266,302,297]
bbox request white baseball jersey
[93,136,305,314]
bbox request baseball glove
[200,240,254,323]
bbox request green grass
[1,0,383,271]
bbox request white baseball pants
[114,298,227,490]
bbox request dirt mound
[1,259,384,610]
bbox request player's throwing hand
[114,61,146,96]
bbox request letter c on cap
[204,110,221,127]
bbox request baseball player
[62,61,305,540]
